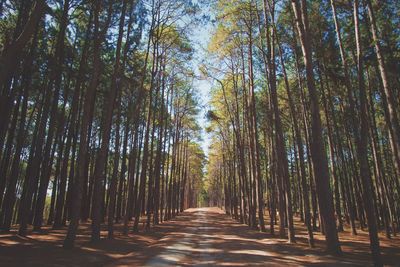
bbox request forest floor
[0,207,400,266]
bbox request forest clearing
[0,0,400,266]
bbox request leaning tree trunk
[365,0,400,180]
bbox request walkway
[109,207,386,266]
[2,207,400,266]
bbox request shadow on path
[110,207,400,266]
[1,207,399,266]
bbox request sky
[189,8,214,158]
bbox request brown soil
[0,207,399,266]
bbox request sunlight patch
[230,249,275,257]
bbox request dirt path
[1,207,400,266]
[108,207,400,266]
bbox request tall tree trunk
[91,0,126,242]
[291,0,341,254]
[353,1,381,264]
[32,0,70,230]
[275,22,313,246]
[63,0,112,248]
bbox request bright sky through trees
[189,3,213,157]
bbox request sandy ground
[1,207,399,266]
